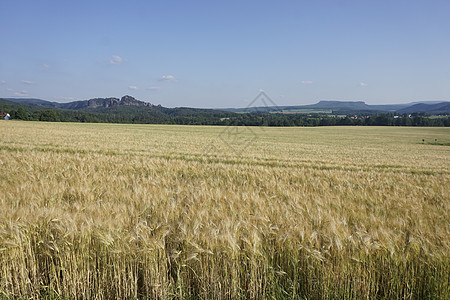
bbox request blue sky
[1,0,449,108]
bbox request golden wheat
[0,121,448,299]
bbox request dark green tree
[40,109,60,122]
[16,107,29,120]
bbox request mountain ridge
[5,95,152,110]
[398,102,450,114]
[3,96,450,114]
[1,97,448,127]
[222,100,449,114]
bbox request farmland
[0,121,449,299]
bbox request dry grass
[0,121,449,299]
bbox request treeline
[216,112,449,127]
[2,106,449,127]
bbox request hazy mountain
[5,98,60,108]
[222,100,449,114]
[6,95,152,110]
[303,100,372,110]
[223,101,381,113]
[3,96,449,114]
[398,102,450,114]
[61,95,152,109]
[0,98,43,111]
[1,96,232,120]
[1,97,448,127]
[409,101,448,105]
[369,104,411,111]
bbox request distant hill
[6,95,152,110]
[3,96,449,116]
[4,98,60,108]
[1,96,448,127]
[1,96,234,123]
[369,104,411,111]
[61,95,152,109]
[398,102,450,114]
[223,101,374,113]
[223,100,385,113]
[222,100,449,114]
[409,101,448,105]
[0,98,45,111]
[304,100,372,110]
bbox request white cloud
[146,86,161,91]
[7,88,13,92]
[158,75,178,82]
[42,63,49,69]
[54,96,77,101]
[128,86,139,90]
[14,91,29,97]
[301,80,313,84]
[109,55,124,65]
[359,82,368,87]
[0,80,5,85]
[21,80,36,85]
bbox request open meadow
[0,121,449,299]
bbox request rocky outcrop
[60,96,152,109]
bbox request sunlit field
[0,121,448,299]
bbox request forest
[2,105,449,127]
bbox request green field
[0,121,449,299]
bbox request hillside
[4,98,60,108]
[222,100,450,114]
[1,96,236,124]
[398,102,450,114]
[5,96,450,114]
[6,95,152,110]
[0,98,44,111]
[304,100,372,110]
[1,96,448,126]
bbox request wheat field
[0,121,448,299]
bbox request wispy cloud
[109,55,124,65]
[158,75,178,82]
[21,80,36,85]
[42,63,50,69]
[128,86,139,90]
[0,80,5,85]
[14,91,29,97]
[146,86,161,91]
[359,82,368,87]
[54,96,77,101]
[301,80,313,84]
